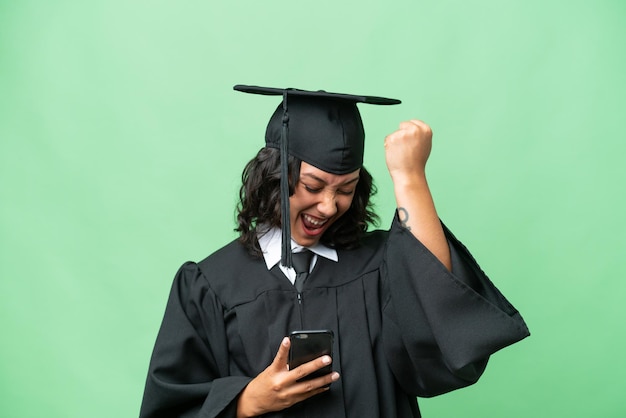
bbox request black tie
[291,250,313,293]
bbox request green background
[1,0,624,416]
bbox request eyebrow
[300,172,360,186]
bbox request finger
[271,337,291,369]
[290,355,332,382]
[409,120,433,137]
[399,121,416,131]
[400,120,430,133]
[310,371,340,387]
[384,130,404,147]
[292,371,341,399]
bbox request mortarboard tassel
[280,91,292,268]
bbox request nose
[317,191,338,217]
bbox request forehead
[299,162,360,184]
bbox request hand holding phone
[236,335,337,416]
[288,330,334,382]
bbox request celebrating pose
[139,85,529,418]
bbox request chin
[293,235,320,247]
[293,227,325,247]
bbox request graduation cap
[234,84,401,267]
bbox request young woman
[139,86,529,418]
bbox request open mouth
[301,214,329,234]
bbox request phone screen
[288,330,334,381]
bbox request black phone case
[288,330,334,381]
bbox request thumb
[271,337,290,370]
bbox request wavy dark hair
[236,147,379,257]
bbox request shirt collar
[257,226,338,271]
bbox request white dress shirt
[257,226,338,284]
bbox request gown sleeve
[139,262,252,418]
[381,214,530,397]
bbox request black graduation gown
[139,216,529,418]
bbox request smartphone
[288,330,334,382]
